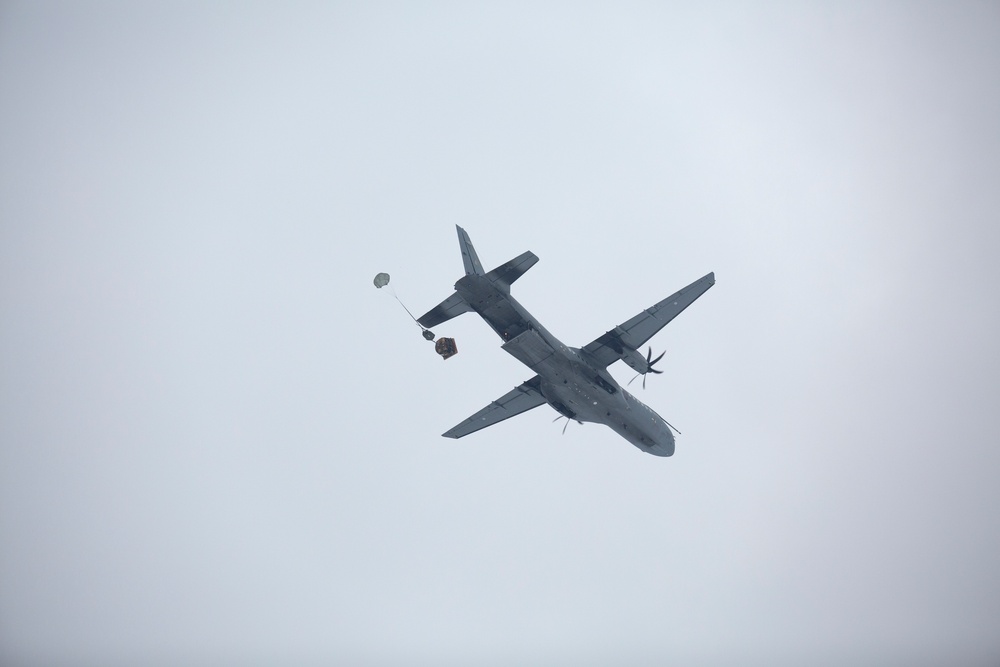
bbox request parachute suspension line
[374,272,435,341]
[390,286,437,341]
[388,285,423,330]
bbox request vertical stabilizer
[456,225,484,275]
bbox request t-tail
[417,225,538,329]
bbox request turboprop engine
[621,346,665,389]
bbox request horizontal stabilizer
[443,376,547,438]
[417,292,472,329]
[486,251,539,291]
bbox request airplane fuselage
[454,272,675,456]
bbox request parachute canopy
[373,272,390,288]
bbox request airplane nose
[659,428,675,456]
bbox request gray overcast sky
[2,2,999,666]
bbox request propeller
[553,414,583,435]
[627,346,665,389]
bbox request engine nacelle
[621,345,651,374]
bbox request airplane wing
[442,376,547,438]
[582,272,715,368]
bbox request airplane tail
[457,225,484,276]
[417,226,538,328]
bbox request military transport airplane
[417,226,714,457]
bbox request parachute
[374,271,455,357]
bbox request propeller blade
[634,347,665,389]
